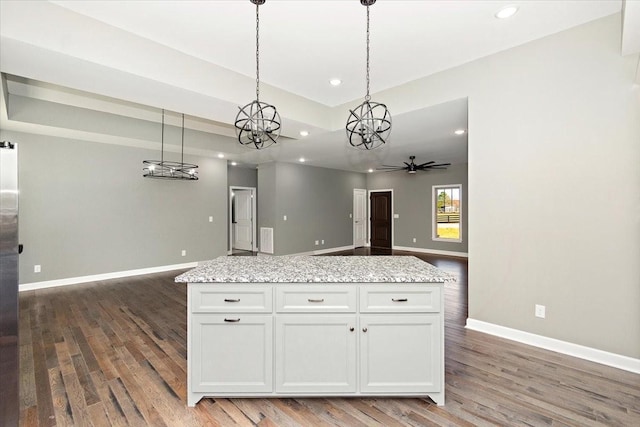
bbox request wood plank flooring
[16,249,640,426]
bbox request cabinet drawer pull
[224,298,241,303]
[224,318,240,322]
[307,298,325,303]
[392,298,408,302]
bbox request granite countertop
[175,256,455,284]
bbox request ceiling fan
[377,156,451,174]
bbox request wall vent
[260,227,274,254]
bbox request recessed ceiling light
[299,130,309,137]
[217,153,225,158]
[299,157,305,163]
[454,129,466,135]
[495,5,519,19]
[231,161,237,166]
[329,78,342,86]
[368,168,374,173]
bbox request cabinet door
[360,314,441,393]
[275,315,357,393]
[191,314,272,393]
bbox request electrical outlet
[209,216,213,222]
[412,237,416,243]
[535,304,546,318]
[181,250,186,257]
[34,264,41,273]
[315,240,319,245]
[283,215,287,221]
[321,240,325,245]
[349,213,352,218]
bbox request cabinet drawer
[275,286,356,313]
[360,285,441,313]
[190,286,272,313]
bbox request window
[432,184,462,242]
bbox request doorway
[369,190,393,249]
[229,187,257,254]
[353,189,366,248]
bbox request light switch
[393,214,399,219]
[209,216,213,222]
[283,215,287,221]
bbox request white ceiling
[0,0,633,173]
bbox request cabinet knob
[349,327,355,332]
[362,327,368,333]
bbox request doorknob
[362,327,368,333]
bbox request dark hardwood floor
[16,249,640,426]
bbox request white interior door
[233,190,253,251]
[353,189,366,247]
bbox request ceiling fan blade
[422,162,451,168]
[403,162,412,167]
[376,167,404,171]
[417,161,435,167]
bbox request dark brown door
[370,191,392,248]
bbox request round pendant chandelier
[346,0,391,150]
[234,0,281,150]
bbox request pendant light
[143,110,199,180]
[346,0,391,150]
[234,0,281,150]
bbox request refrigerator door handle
[18,244,23,254]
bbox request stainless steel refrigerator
[0,140,19,426]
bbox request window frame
[432,184,463,243]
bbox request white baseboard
[313,245,354,255]
[19,262,198,292]
[466,318,640,374]
[264,245,356,257]
[393,245,468,258]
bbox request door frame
[353,188,367,248]
[229,186,257,253]
[367,189,394,248]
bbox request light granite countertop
[175,256,455,284]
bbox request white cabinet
[275,315,357,393]
[189,314,272,400]
[360,314,441,393]
[187,283,444,407]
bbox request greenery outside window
[432,184,462,242]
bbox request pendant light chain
[345,0,391,151]
[181,113,185,166]
[161,108,165,164]
[234,0,281,149]
[365,4,370,102]
[255,2,260,103]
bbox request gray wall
[356,14,640,358]
[4,130,228,284]
[367,164,468,254]
[258,162,366,255]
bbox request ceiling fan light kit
[346,0,392,150]
[377,155,451,174]
[234,0,281,150]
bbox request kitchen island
[175,256,454,407]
